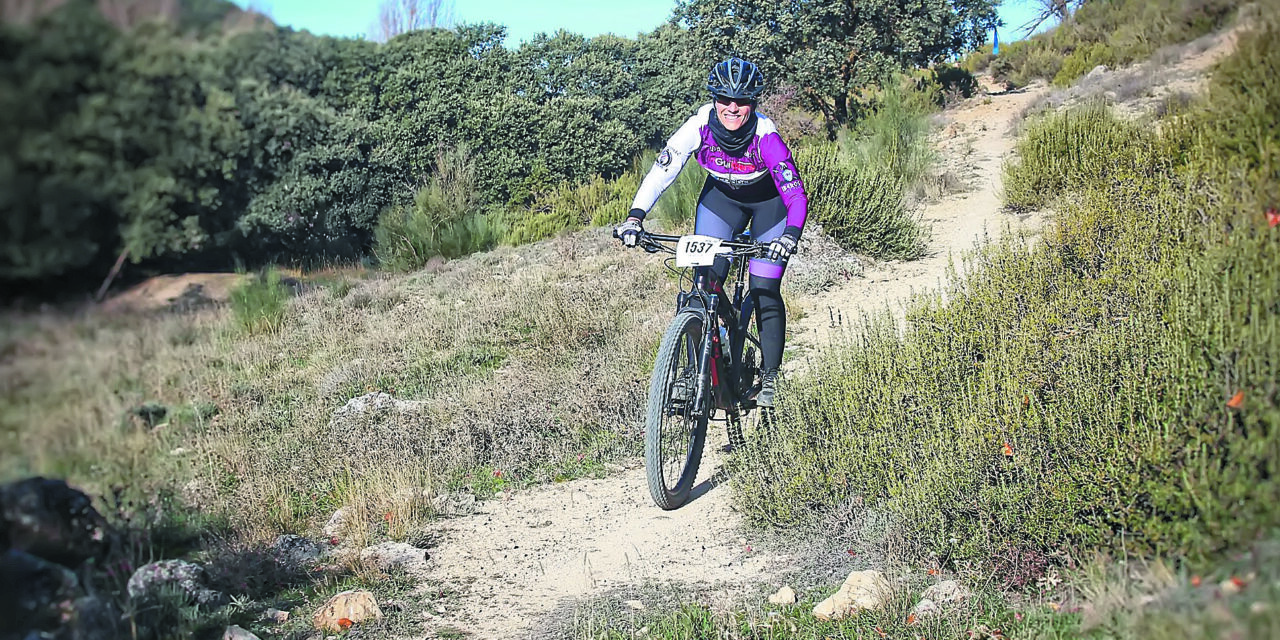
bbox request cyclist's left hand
[767,233,798,262]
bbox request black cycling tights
[697,258,786,373]
[694,181,791,373]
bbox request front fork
[692,278,720,417]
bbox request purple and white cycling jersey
[630,103,809,232]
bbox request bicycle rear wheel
[645,310,709,510]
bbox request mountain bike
[618,229,770,510]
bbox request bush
[916,63,978,106]
[1002,102,1158,212]
[649,154,706,230]
[959,44,995,74]
[504,169,641,245]
[737,19,1280,565]
[1053,41,1118,86]
[373,146,505,270]
[229,268,290,334]
[795,82,932,259]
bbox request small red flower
[1230,575,1247,589]
[337,617,353,629]
[384,511,394,522]
[1267,208,1279,228]
[1191,575,1202,587]
[1227,390,1245,409]
[493,470,503,479]
[1001,442,1014,457]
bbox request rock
[332,392,419,419]
[127,559,225,607]
[911,581,972,619]
[768,585,797,605]
[1087,64,1109,78]
[431,492,477,517]
[921,580,971,605]
[263,607,290,623]
[273,534,325,567]
[323,508,351,539]
[312,590,382,631]
[360,541,430,574]
[812,569,891,621]
[625,600,645,610]
[911,598,941,619]
[0,549,83,633]
[0,477,113,567]
[1251,601,1271,615]
[223,625,261,640]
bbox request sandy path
[411,86,1046,639]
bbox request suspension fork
[692,274,720,417]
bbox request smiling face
[714,95,754,131]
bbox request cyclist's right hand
[616,215,643,248]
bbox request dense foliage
[674,0,999,122]
[2,0,988,286]
[739,11,1279,565]
[0,2,701,283]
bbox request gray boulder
[272,534,325,567]
[127,559,226,607]
[360,541,430,574]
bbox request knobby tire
[645,310,708,510]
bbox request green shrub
[504,167,641,245]
[795,82,931,259]
[738,21,1280,565]
[921,63,978,106]
[229,268,290,335]
[960,44,995,74]
[1053,41,1119,86]
[649,154,706,230]
[1002,103,1158,212]
[373,146,505,269]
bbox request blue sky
[231,1,1052,45]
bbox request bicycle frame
[640,232,765,418]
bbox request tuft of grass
[229,268,289,335]
[374,145,506,270]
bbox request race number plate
[675,235,725,267]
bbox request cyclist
[616,57,809,407]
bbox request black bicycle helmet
[706,57,765,101]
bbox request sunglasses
[714,95,755,107]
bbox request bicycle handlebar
[612,228,768,257]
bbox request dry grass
[0,228,680,546]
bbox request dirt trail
[411,85,1046,639]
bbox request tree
[370,0,453,42]
[674,0,1000,123]
[1019,0,1086,34]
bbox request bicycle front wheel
[645,310,709,510]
